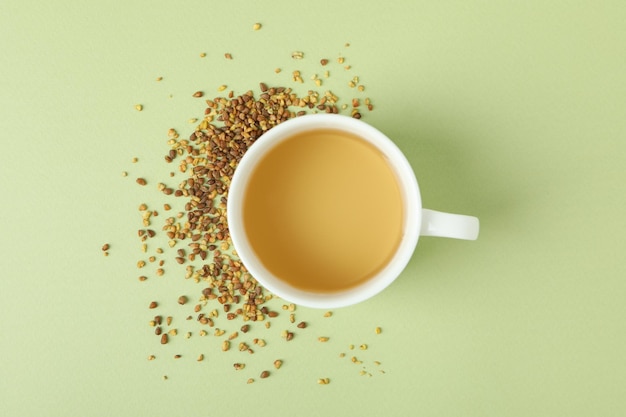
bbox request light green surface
[1,1,625,416]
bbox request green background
[1,1,625,416]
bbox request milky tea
[242,129,404,293]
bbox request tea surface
[243,129,404,292]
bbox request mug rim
[228,114,421,308]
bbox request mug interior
[228,114,421,308]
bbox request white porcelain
[228,114,479,308]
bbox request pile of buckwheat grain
[119,39,386,383]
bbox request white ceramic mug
[228,114,479,308]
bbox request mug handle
[421,209,479,240]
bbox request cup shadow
[381,115,523,269]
